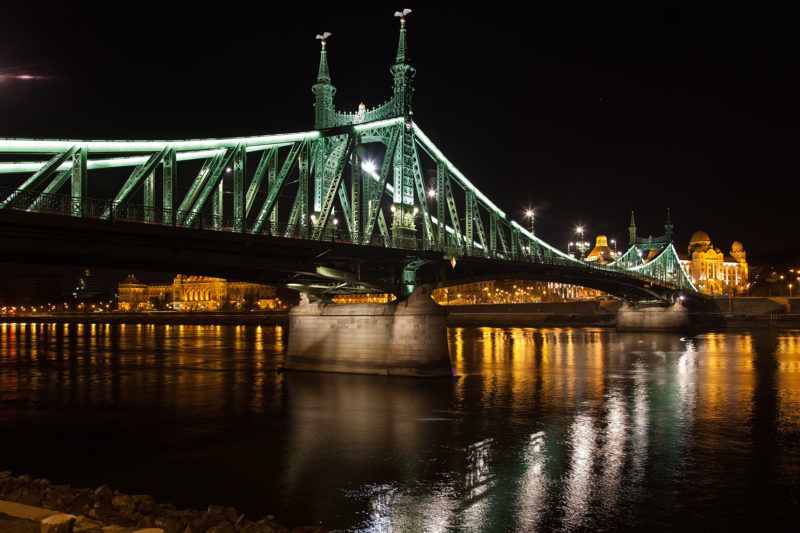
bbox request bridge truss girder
[0,118,699,301]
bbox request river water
[1,323,799,531]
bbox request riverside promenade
[2,297,799,329]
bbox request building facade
[118,275,279,311]
[432,280,606,305]
[678,231,749,296]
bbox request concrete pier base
[286,286,452,377]
[617,301,689,330]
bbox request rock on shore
[0,471,326,533]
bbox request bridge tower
[664,207,673,241]
[390,12,417,249]
[312,35,336,129]
[627,208,675,252]
[628,210,637,247]
[311,34,335,217]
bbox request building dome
[120,274,141,285]
[585,235,614,264]
[731,241,744,252]
[690,230,711,244]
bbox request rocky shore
[0,471,324,533]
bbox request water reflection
[1,323,800,531]
[514,431,548,531]
[562,413,596,528]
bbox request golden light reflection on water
[2,324,800,530]
[697,332,755,426]
[777,332,800,430]
[0,322,284,414]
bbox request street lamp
[525,209,535,235]
[575,226,585,259]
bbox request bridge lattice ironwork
[0,12,698,299]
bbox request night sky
[1,4,796,256]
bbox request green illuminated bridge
[0,14,699,304]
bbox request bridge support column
[286,286,452,377]
[616,301,689,330]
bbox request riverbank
[0,471,315,532]
[443,300,800,329]
[3,302,800,330]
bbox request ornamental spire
[312,32,336,129]
[394,9,412,64]
[665,207,673,240]
[628,210,637,247]
[315,32,332,83]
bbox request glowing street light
[427,188,437,198]
[525,209,535,235]
[575,226,586,259]
[361,161,376,173]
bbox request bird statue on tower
[394,8,412,21]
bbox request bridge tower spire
[664,207,673,241]
[628,210,637,247]
[391,9,416,120]
[390,9,417,249]
[312,33,336,129]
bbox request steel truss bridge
[0,14,701,304]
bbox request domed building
[679,231,748,296]
[688,230,712,251]
[117,275,148,311]
[585,235,616,265]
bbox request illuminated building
[584,235,616,265]
[118,275,279,311]
[331,293,395,304]
[432,280,605,305]
[678,231,749,295]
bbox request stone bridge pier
[285,286,453,377]
[616,300,689,330]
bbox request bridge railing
[0,185,687,291]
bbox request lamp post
[525,209,535,235]
[576,226,585,259]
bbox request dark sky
[1,4,797,256]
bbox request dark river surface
[1,322,800,531]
